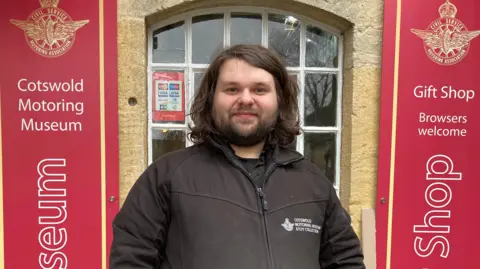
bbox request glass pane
[194,72,204,93]
[268,14,300,67]
[192,14,224,64]
[304,73,337,126]
[152,70,186,124]
[152,21,185,63]
[303,133,336,184]
[231,13,262,45]
[306,25,339,68]
[152,130,186,161]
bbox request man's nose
[238,88,254,105]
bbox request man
[110,44,365,269]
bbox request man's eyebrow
[252,82,271,87]
[218,81,272,87]
[217,80,239,86]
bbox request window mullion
[150,63,187,69]
[262,11,268,47]
[225,12,231,47]
[298,70,305,154]
[151,123,188,129]
[147,68,153,164]
[186,17,192,65]
[185,66,193,148]
[335,34,344,192]
[186,16,193,147]
[302,127,338,132]
[300,20,306,69]
[190,64,209,69]
[147,23,154,164]
[297,19,307,154]
[147,26,153,69]
[297,130,305,155]
[303,67,340,73]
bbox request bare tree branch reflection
[268,17,339,184]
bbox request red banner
[376,0,480,268]
[0,0,118,268]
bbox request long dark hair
[188,44,300,146]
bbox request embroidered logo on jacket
[281,218,321,234]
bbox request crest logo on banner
[410,0,480,65]
[9,0,89,58]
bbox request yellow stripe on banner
[99,0,107,269]
[0,90,5,269]
[386,0,402,269]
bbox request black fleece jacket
[109,138,365,269]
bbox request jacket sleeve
[109,164,171,268]
[319,182,366,269]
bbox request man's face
[212,58,279,147]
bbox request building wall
[117,0,384,238]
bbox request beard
[213,107,278,147]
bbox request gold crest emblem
[411,0,480,66]
[9,0,89,58]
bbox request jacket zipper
[253,157,303,268]
[257,163,277,269]
[232,161,276,269]
[212,142,304,269]
[254,158,303,269]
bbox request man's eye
[255,88,267,93]
[226,88,237,92]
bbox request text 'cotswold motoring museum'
[0,0,479,268]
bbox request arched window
[147,7,343,192]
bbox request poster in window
[152,71,185,123]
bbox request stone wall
[117,0,384,237]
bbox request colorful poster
[152,71,185,123]
[376,0,480,269]
[0,0,119,268]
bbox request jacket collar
[205,135,304,166]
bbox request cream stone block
[348,66,381,236]
[118,16,148,204]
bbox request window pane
[152,21,185,63]
[268,14,300,67]
[194,72,204,93]
[304,73,337,126]
[192,14,224,64]
[231,13,262,46]
[152,130,186,161]
[152,71,185,124]
[306,25,339,68]
[303,133,336,184]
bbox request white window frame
[147,7,343,194]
